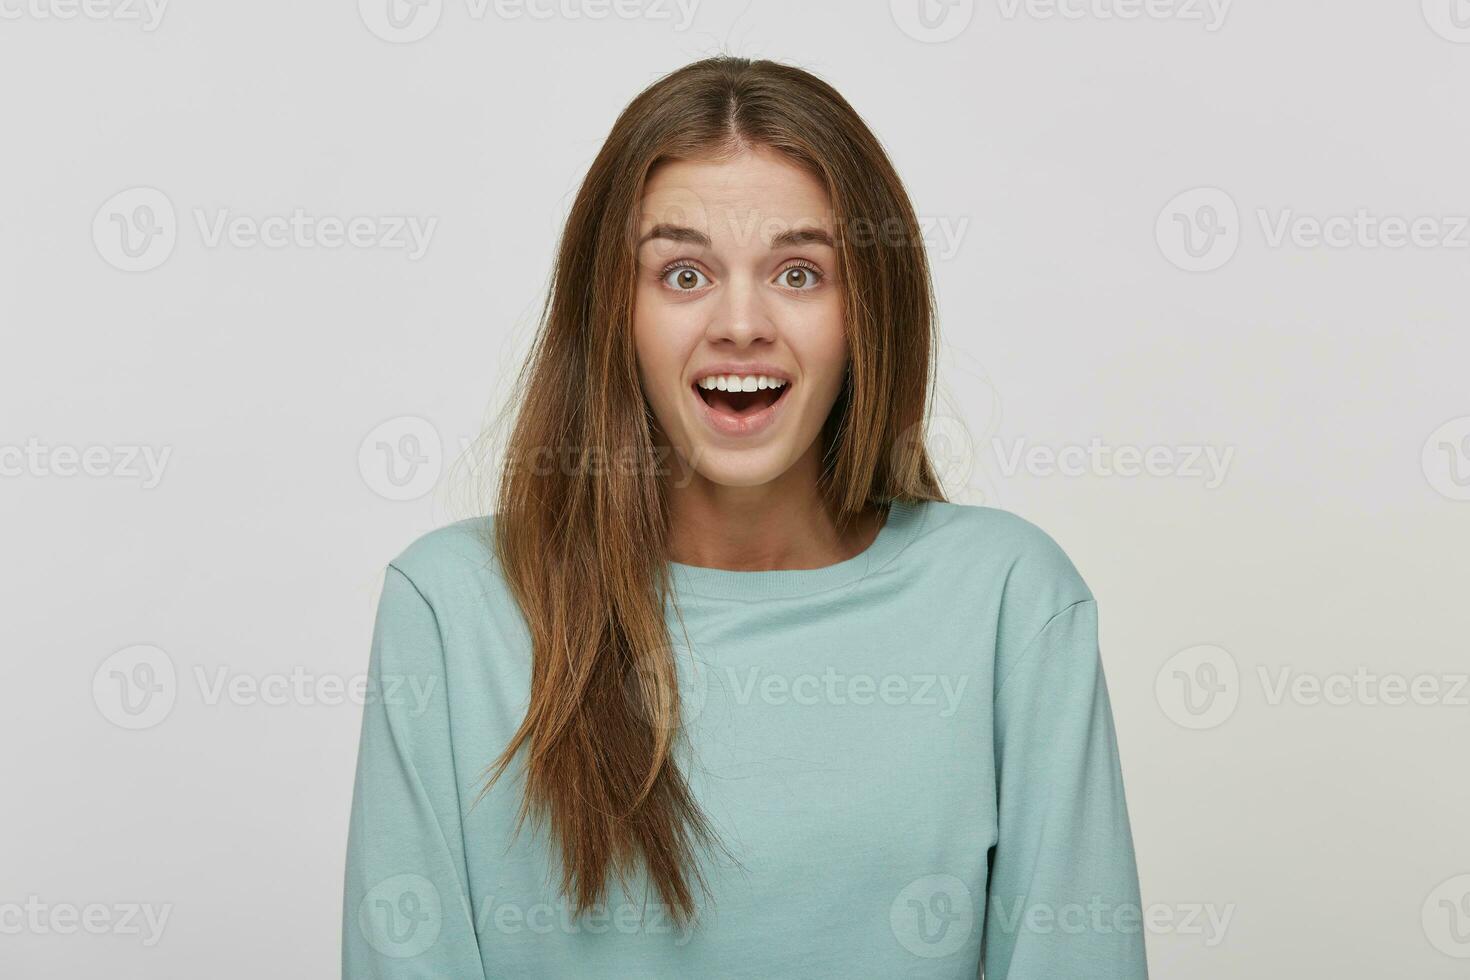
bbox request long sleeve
[342,564,488,979]
[982,598,1149,979]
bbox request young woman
[343,56,1148,979]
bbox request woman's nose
[705,274,776,345]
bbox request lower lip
[691,382,791,437]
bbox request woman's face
[632,145,847,491]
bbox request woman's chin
[675,441,792,490]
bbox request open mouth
[693,378,790,418]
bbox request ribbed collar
[665,497,929,601]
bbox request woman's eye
[778,265,821,290]
[660,264,822,292]
[663,266,709,291]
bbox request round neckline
[665,497,929,601]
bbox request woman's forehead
[639,151,834,243]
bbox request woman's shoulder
[916,500,1100,683]
[917,497,1095,618]
[920,498,1088,585]
[383,514,505,604]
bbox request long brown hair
[475,54,946,928]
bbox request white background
[3,0,1468,976]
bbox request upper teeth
[697,374,788,392]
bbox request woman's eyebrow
[639,223,711,248]
[770,227,834,249]
[637,223,835,250]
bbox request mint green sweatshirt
[342,498,1149,978]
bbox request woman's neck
[663,465,885,572]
